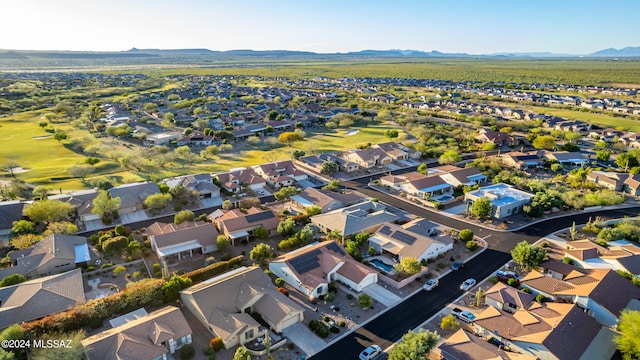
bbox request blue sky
[2,0,638,54]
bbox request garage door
[279,313,301,331]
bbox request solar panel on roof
[379,226,392,236]
[391,231,417,245]
[245,211,275,223]
[326,242,346,256]
[289,249,321,274]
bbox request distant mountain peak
[590,46,640,57]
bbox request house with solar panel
[367,219,453,263]
[269,241,378,300]
[310,201,399,240]
[213,207,280,245]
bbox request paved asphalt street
[309,180,640,360]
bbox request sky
[2,0,639,54]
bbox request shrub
[536,294,548,303]
[466,241,478,251]
[563,257,573,265]
[180,344,195,360]
[459,229,474,242]
[433,201,444,210]
[275,277,285,287]
[358,294,372,309]
[100,263,114,269]
[203,347,215,356]
[488,276,498,284]
[309,320,329,338]
[220,253,232,261]
[521,287,531,294]
[339,320,346,327]
[507,278,519,287]
[210,337,225,351]
[152,263,161,273]
[113,265,127,276]
[346,293,354,300]
[184,256,244,283]
[324,291,336,302]
[263,269,271,276]
[328,282,339,293]
[277,287,289,297]
[329,326,340,333]
[88,316,103,329]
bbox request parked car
[451,261,464,271]
[496,270,519,285]
[451,307,476,323]
[423,279,439,291]
[460,278,476,291]
[359,344,382,360]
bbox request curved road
[309,180,640,360]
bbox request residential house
[161,173,221,199]
[586,171,624,191]
[484,282,535,314]
[562,239,640,276]
[400,172,454,199]
[147,221,218,264]
[471,302,615,360]
[464,183,534,219]
[214,169,266,193]
[542,151,588,167]
[0,234,90,279]
[299,153,359,173]
[310,201,399,239]
[212,207,279,244]
[269,241,377,300]
[144,132,180,146]
[476,128,515,146]
[82,306,193,360]
[108,182,161,215]
[623,174,640,196]
[0,200,25,239]
[520,267,640,328]
[0,269,85,330]
[253,160,308,189]
[374,142,422,160]
[368,219,452,263]
[343,147,392,169]
[176,132,214,147]
[501,152,544,170]
[289,187,363,213]
[433,165,488,187]
[435,329,537,360]
[181,266,304,349]
[49,189,100,223]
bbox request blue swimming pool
[435,195,454,202]
[370,259,394,273]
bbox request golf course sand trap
[345,130,360,136]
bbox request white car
[359,344,382,360]
[423,279,439,291]
[460,278,477,291]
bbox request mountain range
[0,46,638,63]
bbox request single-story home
[464,183,534,219]
[147,221,218,265]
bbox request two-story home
[181,266,304,349]
[82,306,193,360]
[269,241,378,300]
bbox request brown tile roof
[215,207,279,234]
[438,329,536,360]
[541,306,603,360]
[485,282,534,310]
[82,306,192,360]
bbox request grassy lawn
[528,106,640,132]
[0,112,89,189]
[204,126,409,172]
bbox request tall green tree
[144,193,172,214]
[532,135,556,150]
[511,241,547,271]
[250,243,274,264]
[614,309,640,359]
[388,329,439,360]
[470,197,492,218]
[321,161,339,176]
[23,200,73,224]
[92,190,121,218]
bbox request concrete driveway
[362,283,401,307]
[282,322,327,356]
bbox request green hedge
[183,255,244,283]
